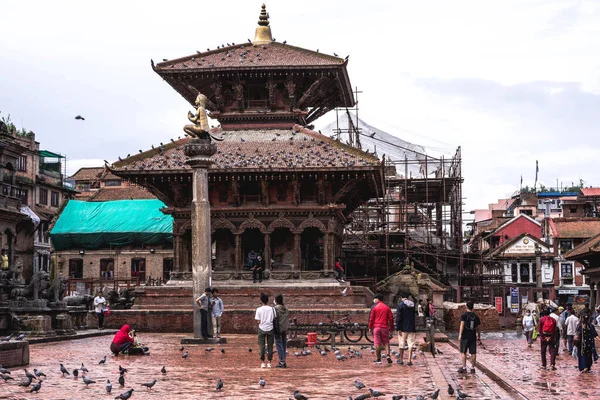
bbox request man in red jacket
[368,293,394,364]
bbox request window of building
[520,263,530,283]
[37,221,49,244]
[559,240,573,255]
[163,258,173,281]
[569,207,577,214]
[50,191,59,207]
[16,155,27,172]
[39,188,48,205]
[14,188,27,203]
[276,183,288,202]
[36,253,49,273]
[131,258,146,281]
[68,259,83,279]
[218,184,229,203]
[104,179,122,187]
[100,258,114,279]
[561,262,573,285]
[511,263,518,283]
[520,209,533,216]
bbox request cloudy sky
[1,0,598,216]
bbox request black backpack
[464,312,478,331]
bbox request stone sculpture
[62,294,94,309]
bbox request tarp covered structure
[50,200,173,251]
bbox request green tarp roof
[50,199,173,251]
[39,150,65,158]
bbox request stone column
[234,234,241,273]
[173,233,183,272]
[264,233,271,271]
[184,139,216,339]
[293,233,301,273]
[323,233,330,272]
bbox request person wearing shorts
[396,293,416,365]
[458,301,481,374]
[368,293,394,365]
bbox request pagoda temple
[110,5,383,282]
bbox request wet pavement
[1,333,595,399]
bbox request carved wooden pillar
[264,233,271,270]
[294,233,301,271]
[234,234,241,272]
[323,232,330,272]
[173,233,183,272]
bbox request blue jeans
[567,335,574,352]
[275,332,287,364]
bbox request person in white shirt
[255,293,274,368]
[522,310,535,347]
[565,311,580,353]
[549,308,562,352]
[93,291,106,329]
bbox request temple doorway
[270,228,294,269]
[301,227,323,271]
[242,228,264,267]
[212,228,235,270]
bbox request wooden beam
[296,77,327,109]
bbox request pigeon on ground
[431,388,440,399]
[119,366,128,374]
[115,388,134,400]
[416,395,425,400]
[369,388,386,397]
[106,379,112,394]
[293,390,309,400]
[259,377,266,388]
[118,374,125,387]
[216,378,223,391]
[75,115,85,121]
[83,377,96,386]
[60,364,69,376]
[220,348,225,353]
[0,334,12,342]
[248,348,252,352]
[457,389,471,399]
[29,381,41,393]
[392,396,403,400]
[0,366,10,374]
[320,350,327,356]
[205,347,215,352]
[182,351,189,359]
[16,333,26,341]
[447,385,454,396]
[160,366,166,374]
[341,288,348,296]
[18,377,32,387]
[354,380,366,389]
[140,379,156,390]
[33,369,46,378]
[179,346,184,351]
[99,356,107,364]
[24,369,37,380]
[72,369,79,379]
[80,363,89,373]
[354,395,372,400]
[0,373,14,381]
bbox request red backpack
[540,316,556,337]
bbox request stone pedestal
[54,313,76,336]
[19,315,55,337]
[183,138,217,341]
[0,340,29,367]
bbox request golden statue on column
[184,93,223,141]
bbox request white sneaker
[261,362,266,368]
[267,362,272,368]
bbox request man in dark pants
[195,287,212,339]
[538,308,558,370]
[458,301,481,374]
[251,255,265,283]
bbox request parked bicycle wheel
[364,328,373,343]
[317,329,332,343]
[343,325,363,343]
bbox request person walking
[550,307,562,353]
[273,294,289,368]
[211,289,224,338]
[93,290,107,329]
[396,293,416,366]
[576,311,598,373]
[458,301,481,374]
[522,309,535,347]
[417,299,425,327]
[368,293,394,365]
[566,310,580,353]
[255,293,274,368]
[559,306,570,352]
[195,287,212,340]
[538,309,558,370]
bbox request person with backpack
[458,301,481,374]
[538,308,558,370]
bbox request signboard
[521,295,528,308]
[495,297,503,314]
[558,289,579,295]
[510,287,520,314]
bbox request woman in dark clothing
[576,312,598,373]
[274,294,289,368]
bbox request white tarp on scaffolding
[320,112,438,178]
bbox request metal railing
[66,277,140,296]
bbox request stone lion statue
[43,276,68,303]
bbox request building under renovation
[321,112,463,294]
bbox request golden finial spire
[253,4,273,45]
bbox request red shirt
[335,261,343,272]
[368,301,394,330]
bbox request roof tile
[552,218,600,239]
[581,188,600,197]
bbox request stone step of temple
[131,283,371,311]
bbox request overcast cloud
[1,0,599,216]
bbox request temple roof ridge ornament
[254,4,273,45]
